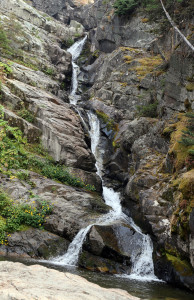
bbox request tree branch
[159,0,194,52]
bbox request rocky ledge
[0,262,139,300]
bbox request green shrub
[43,67,54,76]
[0,190,53,244]
[136,101,158,118]
[0,62,12,75]
[0,27,11,51]
[17,108,35,123]
[113,0,139,15]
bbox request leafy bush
[136,102,158,118]
[0,62,12,75]
[0,190,53,244]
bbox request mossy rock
[166,254,193,277]
[88,195,110,214]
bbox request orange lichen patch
[119,82,127,87]
[129,55,163,80]
[120,47,141,53]
[123,55,133,64]
[141,18,149,23]
[73,0,94,6]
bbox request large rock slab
[2,79,96,172]
[0,172,109,243]
[0,262,140,300]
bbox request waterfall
[50,38,159,282]
[67,36,87,105]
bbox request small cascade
[52,225,92,266]
[67,36,87,105]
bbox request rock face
[0,262,140,300]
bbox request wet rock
[83,223,143,267]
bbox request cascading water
[50,38,159,281]
[67,36,87,105]
[88,112,159,281]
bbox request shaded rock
[79,250,131,274]
[2,79,96,172]
[154,254,194,292]
[0,229,69,259]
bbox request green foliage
[0,190,53,244]
[67,38,74,47]
[43,67,54,76]
[113,0,193,26]
[17,108,35,123]
[27,157,96,191]
[113,0,139,15]
[0,27,11,51]
[0,62,12,75]
[136,101,158,118]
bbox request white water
[50,39,159,281]
[67,36,87,105]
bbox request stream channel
[1,37,193,300]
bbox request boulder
[82,223,144,270]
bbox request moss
[169,114,194,171]
[123,55,133,64]
[96,110,117,131]
[119,82,128,87]
[162,125,176,137]
[178,170,194,199]
[186,82,194,92]
[166,254,193,277]
[171,170,194,239]
[119,47,140,53]
[129,55,163,80]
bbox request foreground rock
[0,262,140,300]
